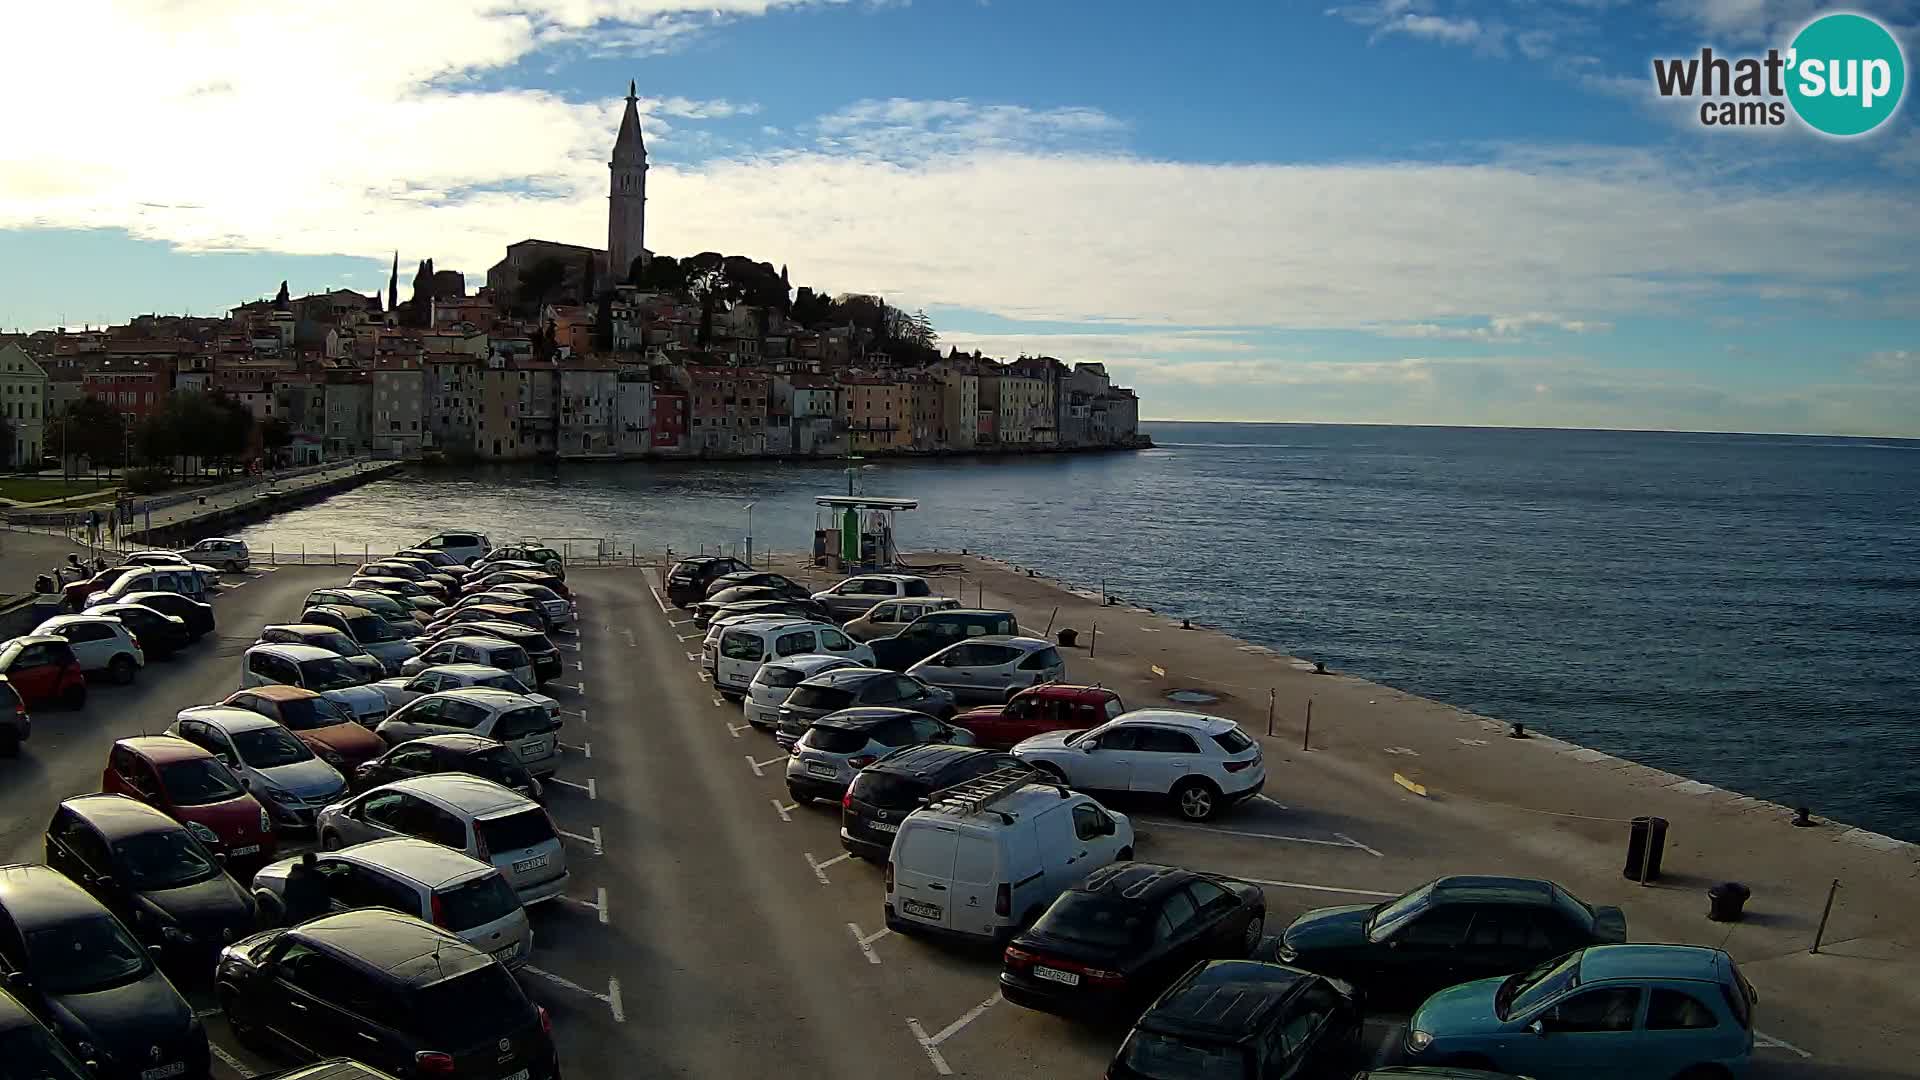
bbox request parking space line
[1146,818,1384,856]
[523,963,625,1023]
[668,618,692,627]
[698,670,712,682]
[558,642,580,652]
[806,851,850,884]
[1253,794,1290,811]
[557,827,604,854]
[647,584,668,613]
[573,660,584,670]
[209,1042,254,1077]
[847,921,891,964]
[609,978,626,1023]
[548,777,597,800]
[746,754,786,777]
[1237,877,1398,898]
[727,721,753,739]
[712,695,727,708]
[559,740,591,758]
[907,992,1001,1076]
[1756,1031,1812,1058]
[679,633,702,642]
[685,651,700,662]
[771,799,796,822]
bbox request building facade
[0,343,48,467]
[372,359,425,458]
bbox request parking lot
[0,561,1868,1077]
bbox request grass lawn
[0,476,116,503]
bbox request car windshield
[788,685,854,712]
[1032,894,1152,948]
[1116,1032,1248,1080]
[308,630,361,656]
[279,695,357,730]
[414,964,531,1046]
[848,769,924,810]
[351,595,408,619]
[807,726,874,754]
[1366,883,1434,941]
[24,916,151,993]
[112,830,222,890]
[474,672,533,694]
[0,1022,92,1079]
[1500,951,1583,1019]
[758,665,811,689]
[158,758,246,804]
[232,726,314,768]
[478,809,552,853]
[1212,729,1255,754]
[347,615,400,643]
[438,873,521,932]
[298,657,364,691]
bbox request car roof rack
[924,765,1068,823]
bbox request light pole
[743,502,755,565]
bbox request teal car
[1404,944,1756,1080]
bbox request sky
[2,0,1917,435]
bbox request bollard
[1810,879,1840,953]
[1089,621,1097,658]
[1302,697,1313,751]
[1793,806,1815,828]
[1509,721,1529,739]
[1044,607,1058,636]
[1266,689,1276,737]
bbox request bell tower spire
[608,80,648,285]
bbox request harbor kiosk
[813,495,918,572]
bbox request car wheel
[1671,1068,1732,1080]
[1030,761,1068,784]
[1242,915,1265,955]
[1444,1055,1498,1072]
[108,655,137,685]
[1116,846,1134,861]
[0,730,17,758]
[319,830,342,851]
[253,890,285,927]
[62,684,86,709]
[221,987,268,1052]
[1173,778,1221,821]
[787,783,811,806]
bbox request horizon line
[1139,418,1920,442]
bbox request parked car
[375,688,562,776]
[691,586,799,626]
[241,643,392,726]
[714,619,874,698]
[954,684,1127,750]
[666,555,752,607]
[0,634,87,709]
[82,564,210,607]
[423,603,546,639]
[704,597,837,632]
[464,568,569,599]
[488,581,574,627]
[355,561,451,597]
[216,908,558,1079]
[787,707,974,804]
[60,564,146,611]
[414,621,562,684]
[119,589,215,640]
[886,767,1133,942]
[1278,875,1629,1007]
[867,608,1022,671]
[169,707,350,835]
[299,604,420,674]
[256,623,385,683]
[415,530,493,564]
[346,577,442,613]
[0,677,26,756]
[700,610,815,671]
[1108,961,1363,1080]
[251,837,532,969]
[223,686,388,773]
[120,550,194,568]
[399,637,537,688]
[397,547,473,579]
[102,736,277,864]
[811,573,937,619]
[908,635,1066,703]
[371,558,460,592]
[88,601,190,659]
[774,667,958,749]
[1013,709,1266,822]
[0,987,92,1080]
[305,588,428,632]
[32,613,144,684]
[371,663,557,717]
[843,595,963,641]
[440,591,555,632]
[742,654,864,730]
[316,774,569,905]
[354,733,543,801]
[840,745,1020,861]
[479,543,567,576]
[177,536,251,571]
[703,570,809,600]
[1002,862,1266,1016]
[0,863,209,1080]
[1404,945,1756,1079]
[44,794,256,970]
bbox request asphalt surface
[0,565,1843,1079]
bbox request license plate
[512,854,549,873]
[229,845,261,856]
[1033,965,1081,986]
[492,944,520,962]
[866,820,898,833]
[503,1070,531,1080]
[902,899,941,920]
[806,762,837,779]
[143,1064,187,1080]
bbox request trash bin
[1057,628,1079,648]
[1624,815,1668,882]
[1707,882,1751,922]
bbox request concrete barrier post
[1811,879,1841,953]
[1089,621,1097,658]
[1302,696,1312,750]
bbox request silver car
[490,582,575,628]
[251,836,533,969]
[316,773,569,904]
[371,663,559,717]
[400,636,536,688]
[176,537,250,571]
[742,654,863,730]
[169,706,349,833]
[810,573,937,619]
[784,707,974,804]
[906,635,1067,703]
[254,623,384,683]
[374,687,562,777]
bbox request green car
[1404,944,1756,1080]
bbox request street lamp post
[743,502,755,565]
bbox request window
[774,630,817,656]
[721,632,764,662]
[1071,804,1108,841]
[818,628,854,651]
[1646,989,1719,1030]
[1398,906,1473,949]
[1466,907,1553,951]
[437,699,492,729]
[1157,889,1198,941]
[1546,987,1642,1033]
[1018,647,1061,671]
[387,745,436,772]
[1093,727,1140,751]
[1185,878,1233,912]
[361,792,410,830]
[1135,728,1200,754]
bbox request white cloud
[812,98,1126,160]
[1326,1,1504,53]
[1862,349,1919,377]
[1378,314,1613,341]
[936,330,1263,363]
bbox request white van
[884,766,1133,942]
[83,566,209,608]
[714,619,872,698]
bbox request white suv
[1011,709,1265,822]
[32,614,145,684]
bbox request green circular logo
[1787,13,1906,136]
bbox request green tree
[518,257,569,315]
[688,267,732,351]
[261,416,294,454]
[59,397,126,470]
[0,414,13,469]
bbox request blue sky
[2,0,1916,434]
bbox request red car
[953,684,1127,749]
[0,635,87,709]
[59,564,142,611]
[221,685,386,772]
[101,735,277,865]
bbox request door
[1072,727,1138,792]
[1460,905,1557,984]
[46,816,117,911]
[386,697,448,740]
[347,791,413,844]
[1641,987,1729,1078]
[772,628,818,661]
[1263,981,1345,1078]
[7,642,62,700]
[1183,878,1248,958]
[1508,987,1646,1078]
[1129,726,1201,795]
[374,743,438,785]
[948,831,999,938]
[890,824,958,930]
[815,627,860,658]
[1068,802,1118,876]
[1380,905,1475,997]
[265,941,358,1057]
[1148,886,1205,987]
[716,629,766,691]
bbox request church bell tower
[608,80,649,287]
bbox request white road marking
[668,618,692,627]
[548,777,597,800]
[1146,818,1384,855]
[747,754,786,776]
[556,827,604,854]
[1238,877,1398,898]
[647,584,668,613]
[523,962,623,1025]
[1334,831,1385,858]
[609,977,625,1023]
[1384,746,1420,756]
[573,660,583,670]
[907,992,1001,1074]
[209,1042,254,1077]
[597,885,609,924]
[847,921,890,964]
[197,1008,223,1018]
[559,740,591,758]
[623,628,638,648]
[712,696,727,708]
[559,642,580,652]
[1755,1031,1812,1058]
[805,851,850,884]
[771,799,796,822]
[679,633,702,641]
[685,651,700,662]
[1252,794,1290,811]
[698,670,712,682]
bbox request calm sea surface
[239,423,1920,841]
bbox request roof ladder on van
[925,765,1068,822]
